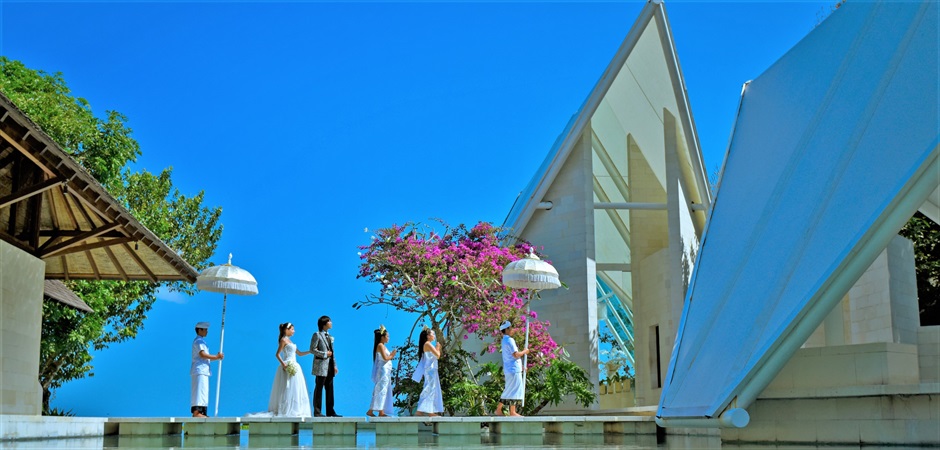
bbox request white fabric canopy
[659,0,939,422]
[502,251,561,290]
[197,255,259,296]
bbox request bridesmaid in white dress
[367,325,398,417]
[412,328,443,416]
[267,322,313,417]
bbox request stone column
[0,240,45,415]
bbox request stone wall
[520,131,600,409]
[918,326,940,383]
[721,391,939,445]
[845,235,919,345]
[765,342,919,391]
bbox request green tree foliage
[525,357,596,415]
[0,57,223,409]
[390,345,595,417]
[433,357,596,416]
[899,212,940,325]
[0,58,138,189]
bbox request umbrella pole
[522,290,531,408]
[214,292,227,417]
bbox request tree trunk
[529,399,550,416]
[38,355,66,414]
[42,387,52,413]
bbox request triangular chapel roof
[503,0,710,233]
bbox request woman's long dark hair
[417,329,430,362]
[373,328,387,359]
[278,322,291,342]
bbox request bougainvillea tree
[356,221,595,415]
[355,221,558,366]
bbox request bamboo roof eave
[0,92,199,282]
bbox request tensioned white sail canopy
[658,0,939,425]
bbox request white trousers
[191,374,209,407]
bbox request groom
[310,315,340,417]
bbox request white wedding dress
[248,342,311,418]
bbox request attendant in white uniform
[495,320,529,417]
[191,321,223,418]
[367,324,397,417]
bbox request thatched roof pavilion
[0,92,197,282]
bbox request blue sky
[1,1,829,417]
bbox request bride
[254,322,312,417]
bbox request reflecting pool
[1,431,930,449]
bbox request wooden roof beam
[68,184,111,222]
[0,148,16,170]
[45,273,188,282]
[27,178,41,250]
[45,189,61,234]
[40,221,122,258]
[85,249,100,278]
[0,177,64,209]
[103,246,128,281]
[0,127,55,177]
[59,186,80,229]
[39,229,125,238]
[43,236,134,259]
[40,228,126,253]
[122,242,157,282]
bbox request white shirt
[501,334,522,374]
[191,336,210,376]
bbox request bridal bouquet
[284,361,300,377]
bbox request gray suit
[310,330,336,415]
[310,331,334,376]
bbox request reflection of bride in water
[247,322,312,418]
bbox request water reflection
[487,433,544,447]
[437,434,492,447]
[543,432,609,447]
[311,433,357,447]
[603,434,662,447]
[188,434,240,448]
[3,437,105,449]
[373,433,420,446]
[248,434,298,448]
[114,435,183,448]
[660,434,721,449]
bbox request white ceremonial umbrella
[196,253,258,417]
[501,250,561,407]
